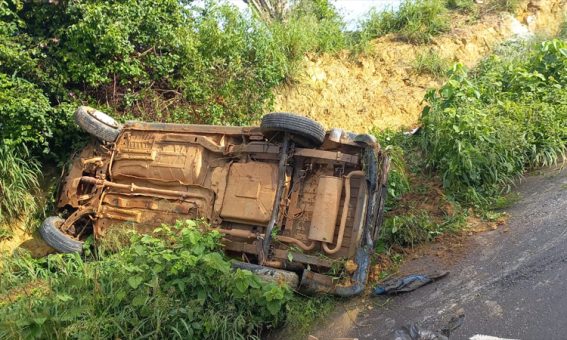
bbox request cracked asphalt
[313,164,567,340]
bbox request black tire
[261,112,325,148]
[75,106,121,142]
[39,216,84,254]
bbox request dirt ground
[0,220,54,258]
[273,0,567,133]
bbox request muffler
[308,176,343,243]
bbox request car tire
[39,216,84,254]
[75,106,121,142]
[260,112,326,148]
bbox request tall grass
[0,145,41,237]
[268,0,347,81]
[359,0,450,44]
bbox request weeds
[0,220,291,339]
[277,295,335,340]
[360,0,450,44]
[445,0,476,13]
[421,40,567,206]
[380,199,467,248]
[482,0,521,14]
[0,145,42,232]
[413,50,450,78]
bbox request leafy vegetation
[421,40,567,205]
[381,208,466,247]
[277,295,335,340]
[0,221,291,339]
[2,0,565,336]
[374,39,567,251]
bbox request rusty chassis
[46,109,390,297]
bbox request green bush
[1,0,293,156]
[0,74,52,152]
[360,0,450,44]
[420,40,567,205]
[0,220,291,339]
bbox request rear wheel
[75,106,121,142]
[261,112,325,148]
[39,216,84,254]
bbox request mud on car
[40,106,389,296]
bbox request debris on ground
[441,308,465,337]
[373,271,449,295]
[393,324,448,340]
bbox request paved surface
[314,165,567,340]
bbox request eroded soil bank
[274,0,567,132]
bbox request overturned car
[40,106,389,296]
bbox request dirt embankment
[0,219,54,258]
[273,0,567,133]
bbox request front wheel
[39,216,84,254]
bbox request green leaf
[33,317,47,325]
[132,294,147,307]
[266,301,282,316]
[56,294,73,302]
[235,279,248,293]
[128,275,144,289]
[201,253,230,273]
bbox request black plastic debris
[373,271,449,295]
[393,324,448,340]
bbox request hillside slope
[273,0,567,132]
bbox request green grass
[0,145,42,234]
[445,0,476,13]
[483,0,522,14]
[359,0,451,44]
[276,295,335,340]
[380,199,467,248]
[413,50,451,78]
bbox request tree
[242,0,289,21]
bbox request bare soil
[273,0,566,133]
[0,219,55,258]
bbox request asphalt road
[313,164,567,340]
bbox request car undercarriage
[40,107,389,296]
